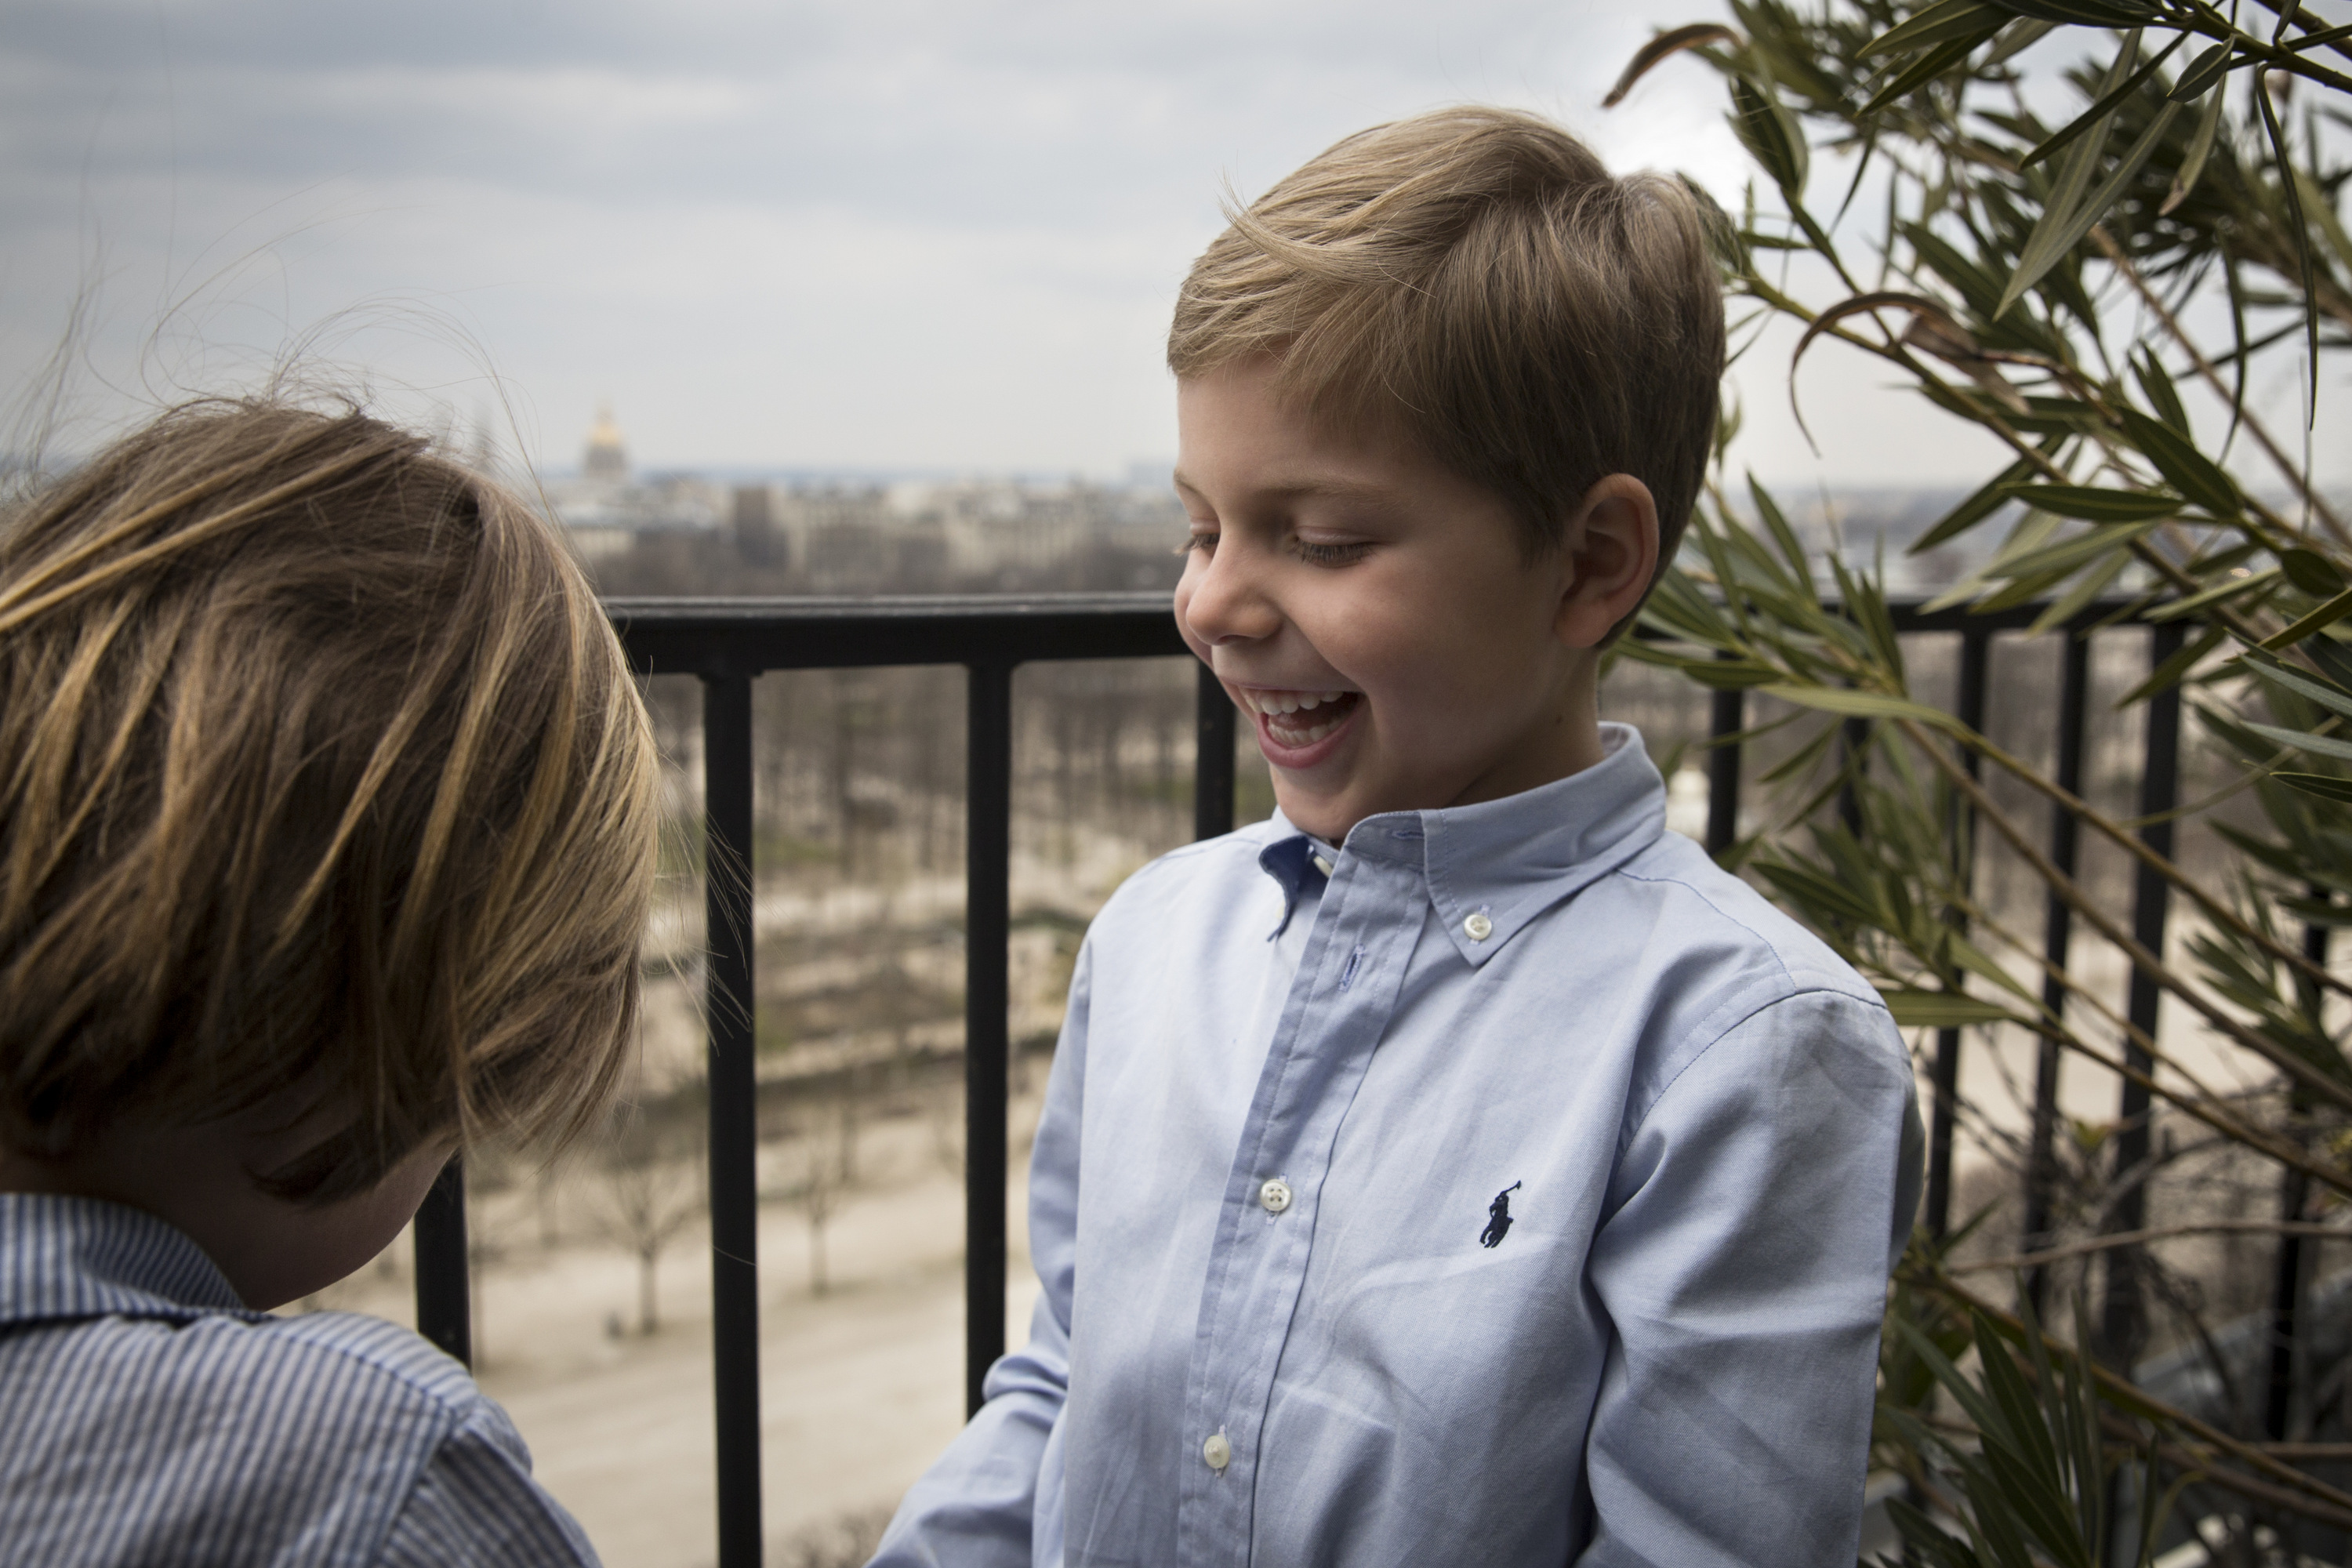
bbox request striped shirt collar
[0,1193,260,1327]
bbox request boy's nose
[1179,546,1283,648]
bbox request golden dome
[583,401,628,483]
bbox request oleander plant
[1606,1,2352,1559]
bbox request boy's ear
[1552,474,1658,650]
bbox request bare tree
[588,1103,704,1336]
[787,1090,859,1297]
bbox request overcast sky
[3,0,2325,490]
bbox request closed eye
[1294,539,1372,566]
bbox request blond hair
[0,400,658,1203]
[1169,107,1725,622]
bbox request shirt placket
[1174,850,1421,1566]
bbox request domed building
[583,403,629,485]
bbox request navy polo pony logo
[1479,1181,1522,1248]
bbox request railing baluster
[2024,629,2091,1312]
[1195,662,1236,841]
[2267,908,2327,1439]
[964,661,1014,1417]
[1706,677,1743,858]
[414,1157,471,1366]
[1924,629,1991,1240]
[702,673,762,1568]
[2100,622,2184,1364]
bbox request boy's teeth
[1246,688,1348,716]
[1247,688,1356,746]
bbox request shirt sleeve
[377,1403,604,1568]
[866,944,1090,1568]
[1578,988,1923,1568]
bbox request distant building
[541,400,1191,585]
[583,404,629,484]
[545,404,722,561]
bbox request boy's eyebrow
[1171,470,1394,506]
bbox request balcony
[405,591,2276,1566]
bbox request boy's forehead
[1175,367,1426,506]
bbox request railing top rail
[606,592,1187,676]
[603,592,2156,677]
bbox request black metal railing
[408,592,2285,1565]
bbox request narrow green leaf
[2255,78,2320,423]
[2241,647,2352,720]
[1747,474,1814,586]
[2116,408,2241,516]
[2168,40,2232,100]
[1729,74,1808,197]
[2001,83,2183,318]
[2278,771,2352,804]
[2164,67,2231,214]
[1904,223,2006,318]
[1863,27,2005,115]
[2003,485,2181,522]
[2246,719,2352,763]
[2115,620,2227,705]
[1863,0,2008,56]
[2262,584,2352,648]
[2281,548,2350,597]
[2299,634,2352,691]
[1984,520,2150,585]
[1981,0,2158,23]
[1948,935,2041,1004]
[2131,349,2190,435]
[2293,166,2352,278]
[1911,454,2041,554]
[1758,862,1885,928]
[1682,659,1789,688]
[2017,31,2183,170]
[2144,564,2279,619]
[2016,32,2139,237]
[2027,547,2131,633]
[1757,684,1962,729]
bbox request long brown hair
[0,399,658,1203]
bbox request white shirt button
[1258,1178,1293,1214]
[1203,1432,1232,1471]
[1464,912,1494,942]
[1310,852,1334,878]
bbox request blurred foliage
[1610,0,2352,1555]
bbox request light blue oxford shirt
[873,724,1924,1568]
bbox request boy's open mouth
[1237,687,1363,749]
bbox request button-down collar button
[1464,911,1494,942]
[1310,852,1334,879]
[1258,1178,1293,1214]
[1203,1432,1232,1471]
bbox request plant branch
[1902,716,2352,1116]
[1908,884,2352,1198]
[2092,226,2352,549]
[1954,714,2352,1011]
[1950,1218,2351,1274]
[1918,1272,2352,1515]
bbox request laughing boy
[872,106,1923,1568]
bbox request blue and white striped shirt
[0,1194,601,1566]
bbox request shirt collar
[0,1193,258,1327]
[1256,723,1666,967]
